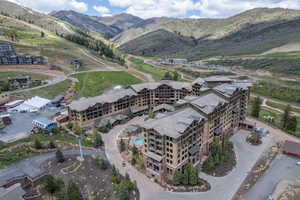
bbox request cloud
[195,0,300,18]
[189,15,201,19]
[93,5,111,16]
[7,0,88,13]
[108,0,300,19]
[108,0,196,18]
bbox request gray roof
[204,76,233,82]
[213,83,246,98]
[141,107,205,138]
[130,81,192,92]
[0,184,25,200]
[192,77,205,85]
[181,93,227,115]
[153,104,175,112]
[69,88,137,111]
[0,160,45,186]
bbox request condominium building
[140,107,206,181]
[68,78,251,128]
[139,83,251,181]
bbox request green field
[72,71,142,98]
[17,80,71,99]
[0,71,49,82]
[262,51,300,58]
[252,81,300,106]
[129,57,180,81]
[266,101,300,114]
[247,103,300,137]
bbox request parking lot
[245,155,300,200]
[0,107,62,143]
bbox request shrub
[34,139,42,149]
[56,150,65,163]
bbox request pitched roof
[130,81,192,92]
[180,92,227,115]
[69,88,137,111]
[283,140,300,156]
[204,76,233,82]
[141,107,205,138]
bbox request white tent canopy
[13,96,50,112]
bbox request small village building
[5,100,24,110]
[14,96,50,112]
[8,76,31,88]
[0,114,12,126]
[283,140,300,158]
[32,118,58,133]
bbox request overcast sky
[8,0,300,19]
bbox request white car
[296,161,300,166]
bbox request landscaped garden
[42,155,139,200]
[0,127,104,169]
[201,139,236,177]
[72,71,142,98]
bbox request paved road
[6,72,67,95]
[103,118,275,200]
[245,155,300,200]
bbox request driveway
[245,155,300,200]
[103,119,275,200]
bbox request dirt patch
[0,65,64,76]
[42,155,139,200]
[203,142,236,177]
[278,185,300,200]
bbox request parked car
[267,195,273,200]
[122,161,126,167]
[296,161,300,166]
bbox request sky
[8,0,300,19]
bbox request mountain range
[2,0,300,60]
[50,8,300,60]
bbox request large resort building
[68,76,252,181]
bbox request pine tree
[56,150,65,163]
[281,105,291,129]
[251,97,262,118]
[48,140,56,149]
[286,116,297,132]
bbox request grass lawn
[266,101,300,114]
[0,71,50,82]
[252,81,300,106]
[72,71,142,98]
[129,57,178,81]
[248,103,300,136]
[17,80,71,99]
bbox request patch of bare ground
[233,143,281,200]
[42,155,139,200]
[203,142,236,177]
[278,185,300,200]
[0,65,64,76]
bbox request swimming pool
[134,137,144,147]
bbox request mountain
[118,29,196,56]
[51,11,143,39]
[51,10,121,39]
[96,13,143,31]
[0,0,74,35]
[118,8,300,59]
